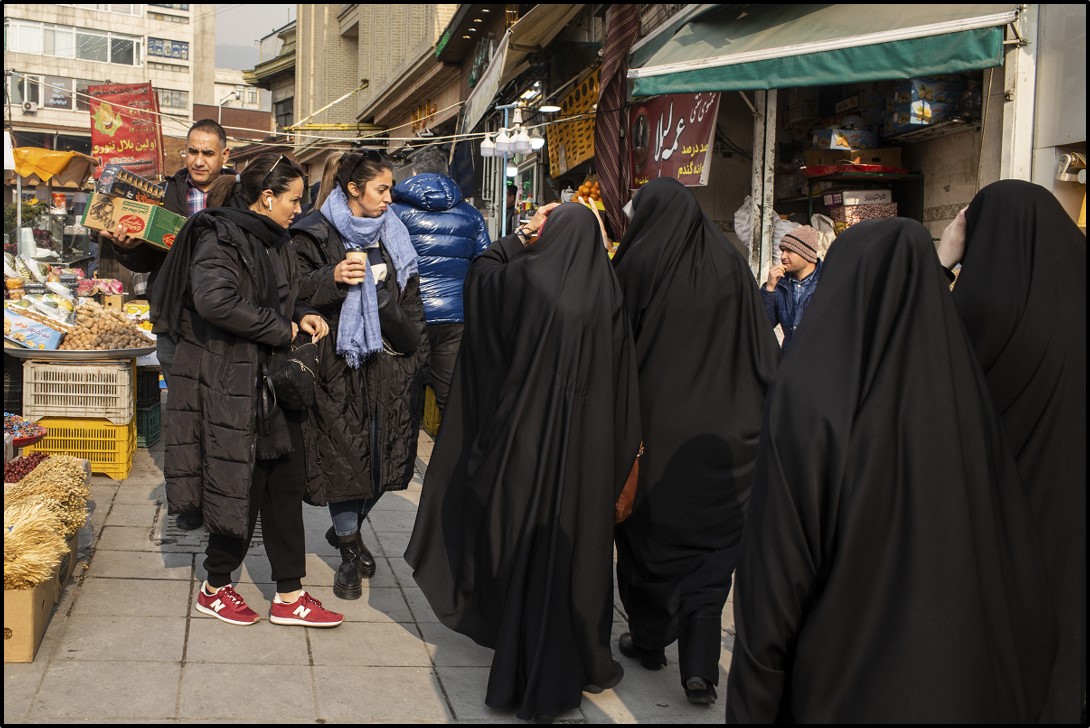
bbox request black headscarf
[725,218,1057,723]
[149,195,287,338]
[405,203,641,720]
[954,179,1086,723]
[611,177,780,667]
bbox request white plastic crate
[21,360,135,425]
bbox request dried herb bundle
[6,455,90,537]
[4,500,68,590]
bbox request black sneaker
[176,510,203,531]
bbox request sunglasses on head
[260,154,286,191]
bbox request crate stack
[135,369,161,448]
[21,360,137,480]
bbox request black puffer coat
[290,212,429,503]
[162,209,319,538]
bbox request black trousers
[426,323,463,412]
[204,418,306,593]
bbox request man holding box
[103,118,234,532]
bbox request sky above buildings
[214,3,295,70]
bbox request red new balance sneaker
[195,583,260,626]
[269,591,343,628]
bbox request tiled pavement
[4,428,736,724]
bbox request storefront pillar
[749,89,778,282]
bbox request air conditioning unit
[22,101,38,113]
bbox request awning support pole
[749,89,778,281]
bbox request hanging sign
[629,92,720,187]
[87,82,163,180]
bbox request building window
[8,74,42,106]
[147,61,188,73]
[147,37,189,61]
[148,4,190,10]
[43,76,74,109]
[247,90,258,105]
[155,87,190,110]
[60,4,142,15]
[75,79,101,111]
[274,98,293,130]
[77,30,109,62]
[44,25,76,58]
[110,37,138,65]
[9,21,44,54]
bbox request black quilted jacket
[290,212,429,504]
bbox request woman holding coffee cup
[289,149,429,599]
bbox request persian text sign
[629,92,720,187]
[87,82,163,180]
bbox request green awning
[629,4,1020,96]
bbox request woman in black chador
[610,177,779,705]
[940,179,1086,724]
[405,202,642,722]
[725,217,1057,723]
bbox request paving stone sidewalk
[4,429,736,724]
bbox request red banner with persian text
[87,82,163,180]
[629,92,720,188]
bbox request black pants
[204,419,306,593]
[426,323,463,412]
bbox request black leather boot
[325,520,377,578]
[334,533,364,600]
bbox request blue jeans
[328,495,382,537]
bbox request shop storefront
[627,4,1044,280]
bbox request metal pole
[500,106,510,237]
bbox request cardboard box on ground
[4,534,77,663]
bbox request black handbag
[376,279,422,356]
[265,334,320,411]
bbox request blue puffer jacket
[390,173,491,324]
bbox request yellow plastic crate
[23,416,136,480]
[22,360,135,425]
[423,385,441,438]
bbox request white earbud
[266,198,273,210]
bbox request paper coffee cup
[345,250,366,262]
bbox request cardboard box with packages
[811,128,877,151]
[829,202,898,231]
[892,77,965,106]
[81,192,185,250]
[823,189,894,207]
[886,101,959,136]
[3,575,57,663]
[97,164,166,205]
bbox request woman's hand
[299,313,329,342]
[518,202,561,244]
[333,258,368,285]
[936,207,968,269]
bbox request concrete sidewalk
[4,430,736,724]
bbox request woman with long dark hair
[151,151,342,628]
[290,149,428,599]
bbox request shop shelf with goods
[803,169,924,230]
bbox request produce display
[5,454,91,538]
[4,500,69,590]
[4,452,50,483]
[5,412,48,441]
[57,301,155,350]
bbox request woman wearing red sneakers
[151,152,343,628]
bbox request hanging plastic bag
[810,213,836,259]
[734,195,754,256]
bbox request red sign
[87,82,163,180]
[629,92,720,188]
[117,214,147,234]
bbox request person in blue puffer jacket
[390,146,490,412]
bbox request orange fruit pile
[577,180,601,201]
